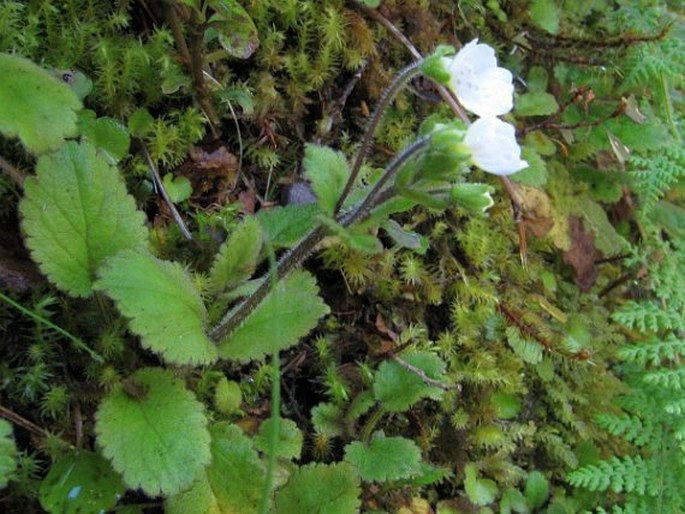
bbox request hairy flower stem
[360,406,386,444]
[259,351,280,514]
[208,136,431,343]
[334,60,423,215]
[163,1,219,136]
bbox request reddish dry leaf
[238,189,257,214]
[189,145,238,173]
[563,216,603,292]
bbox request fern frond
[612,301,683,333]
[594,413,655,446]
[642,367,685,391]
[568,455,658,496]
[618,334,685,367]
[622,37,685,89]
[630,143,685,212]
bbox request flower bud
[416,123,470,182]
[450,183,495,214]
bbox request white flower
[441,39,514,117]
[464,117,528,175]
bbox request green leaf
[650,200,685,239]
[39,452,125,514]
[513,147,547,187]
[526,66,549,93]
[218,87,255,115]
[77,111,131,164]
[515,92,559,117]
[303,144,350,216]
[0,53,81,154]
[506,327,543,364]
[162,174,193,203]
[373,352,447,412]
[382,219,428,254]
[524,471,549,509]
[529,0,561,34]
[273,462,361,514]
[500,488,530,514]
[450,183,495,214]
[344,434,423,482]
[397,462,450,487]
[257,204,319,249]
[311,402,345,438]
[214,377,242,415]
[491,392,521,420]
[166,473,220,514]
[218,270,330,362]
[205,0,259,59]
[576,197,629,256]
[464,463,498,506]
[128,108,155,138]
[95,250,218,366]
[524,130,556,156]
[208,216,263,293]
[255,418,303,460]
[0,419,17,488]
[167,423,265,514]
[52,68,93,100]
[20,141,148,297]
[95,368,211,497]
[319,216,383,254]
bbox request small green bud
[450,183,495,214]
[52,68,93,100]
[420,45,456,85]
[415,123,469,182]
[214,377,242,415]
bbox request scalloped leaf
[273,462,360,514]
[0,419,17,488]
[303,144,350,216]
[529,0,560,34]
[208,216,263,293]
[20,141,148,297]
[162,174,193,203]
[524,471,549,509]
[167,423,265,514]
[491,392,521,420]
[77,111,131,164]
[0,53,81,154]
[255,418,303,460]
[128,108,154,138]
[344,434,423,482]
[373,352,447,412]
[213,377,242,415]
[515,92,559,117]
[95,250,218,366]
[464,463,498,506]
[95,368,211,497]
[256,204,319,249]
[311,402,345,438]
[39,452,125,514]
[218,270,330,362]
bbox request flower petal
[441,39,515,117]
[454,39,498,73]
[464,117,528,176]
